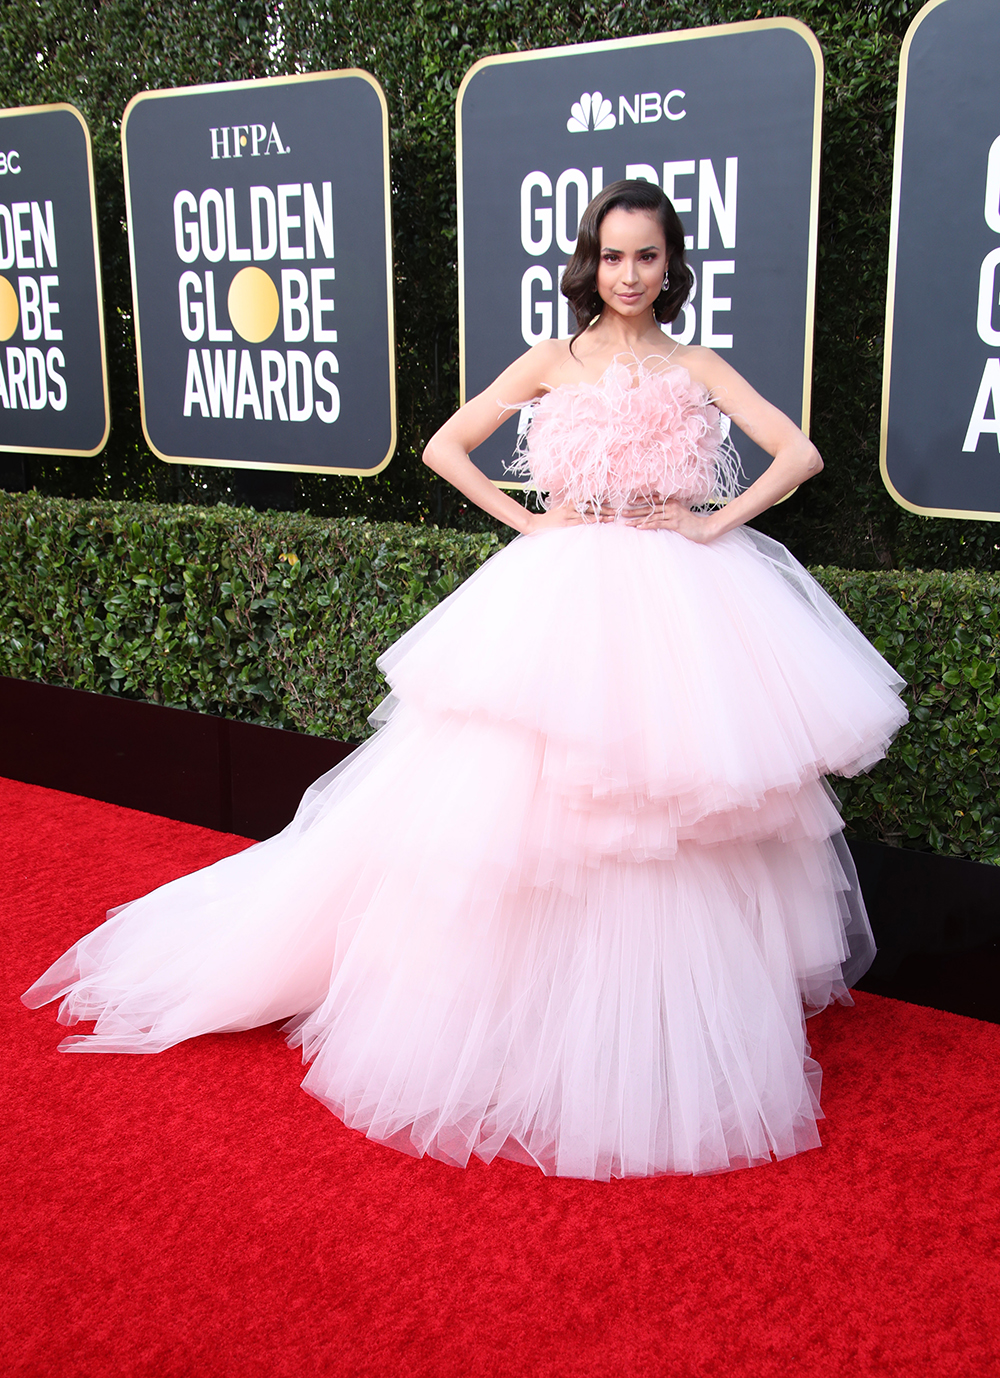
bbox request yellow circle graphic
[227,267,279,343]
[0,276,19,342]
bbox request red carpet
[3,776,999,1377]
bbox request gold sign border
[878,0,1000,523]
[455,19,824,489]
[0,102,111,458]
[121,70,396,478]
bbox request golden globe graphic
[0,274,18,341]
[122,71,394,475]
[0,103,109,457]
[227,267,281,344]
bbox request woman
[24,181,906,1179]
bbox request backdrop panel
[0,103,109,457]
[122,71,395,476]
[881,0,1000,521]
[457,21,822,486]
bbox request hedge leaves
[2,492,997,865]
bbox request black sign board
[123,71,395,476]
[457,22,822,485]
[881,0,1000,520]
[0,104,109,456]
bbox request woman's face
[595,207,668,319]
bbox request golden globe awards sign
[122,71,395,476]
[457,22,822,485]
[0,104,109,457]
[881,0,1000,520]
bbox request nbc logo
[567,89,687,132]
[567,93,616,134]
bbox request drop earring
[662,271,670,293]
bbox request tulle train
[23,522,907,1178]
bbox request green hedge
[1,493,997,865]
[0,492,502,743]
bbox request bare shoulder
[672,345,771,414]
[671,345,742,389]
[488,339,572,400]
[533,337,592,388]
[531,337,576,379]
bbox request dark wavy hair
[561,180,693,347]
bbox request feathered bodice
[508,357,740,513]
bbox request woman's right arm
[422,343,584,535]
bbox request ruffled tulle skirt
[23,524,907,1179]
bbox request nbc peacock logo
[567,92,616,133]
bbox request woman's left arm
[634,346,823,542]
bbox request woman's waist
[545,483,709,513]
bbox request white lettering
[310,268,336,342]
[251,124,267,157]
[31,201,56,269]
[251,187,277,260]
[277,185,303,260]
[179,271,204,342]
[265,123,287,156]
[640,92,662,123]
[174,191,199,263]
[976,247,1000,346]
[625,164,658,186]
[520,172,552,256]
[287,350,312,421]
[662,162,694,213]
[314,350,339,423]
[183,349,209,416]
[203,270,232,341]
[199,189,226,263]
[962,357,1000,452]
[235,350,263,420]
[12,202,33,268]
[26,346,46,408]
[663,161,696,251]
[201,348,236,418]
[664,90,686,121]
[281,269,310,342]
[700,261,734,348]
[40,276,60,340]
[261,349,288,420]
[986,135,1000,234]
[46,346,66,409]
[0,205,13,268]
[210,127,231,160]
[557,264,571,340]
[521,265,552,345]
[619,95,640,125]
[6,347,27,407]
[555,168,589,256]
[304,182,334,259]
[225,188,252,262]
[18,277,41,340]
[698,158,738,251]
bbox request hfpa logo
[567,92,616,133]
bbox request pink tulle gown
[23,358,908,1180]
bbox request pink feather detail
[507,358,742,515]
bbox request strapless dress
[23,357,908,1179]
